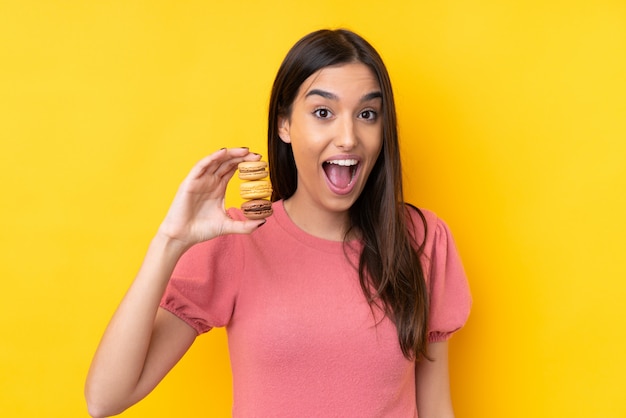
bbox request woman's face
[278,62,383,217]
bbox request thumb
[225,218,267,235]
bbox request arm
[85,148,265,417]
[415,341,455,418]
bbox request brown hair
[268,29,429,360]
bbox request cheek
[361,126,383,153]
[291,122,329,153]
[289,130,320,174]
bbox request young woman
[85,29,471,418]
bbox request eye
[359,109,378,121]
[313,107,332,119]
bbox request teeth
[325,159,358,166]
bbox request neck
[283,196,353,242]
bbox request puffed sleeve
[160,232,243,335]
[424,216,472,343]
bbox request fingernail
[257,219,267,228]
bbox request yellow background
[1,1,625,417]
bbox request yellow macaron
[240,180,272,200]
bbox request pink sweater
[161,200,471,417]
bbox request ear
[277,116,291,144]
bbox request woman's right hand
[86,147,264,417]
[157,147,265,250]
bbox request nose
[334,117,358,150]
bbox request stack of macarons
[238,161,273,220]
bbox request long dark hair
[268,29,429,360]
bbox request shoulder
[404,204,464,273]
[403,203,449,246]
[405,203,437,225]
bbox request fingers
[178,148,267,239]
[213,148,264,179]
[188,148,262,181]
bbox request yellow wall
[1,1,625,416]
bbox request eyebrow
[305,89,382,102]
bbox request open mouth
[322,159,358,189]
